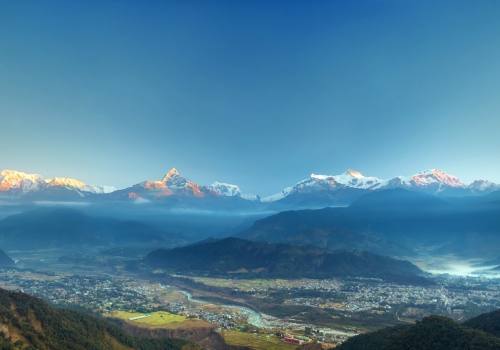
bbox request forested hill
[145,237,426,283]
[0,288,195,350]
[338,311,500,350]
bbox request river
[179,290,269,328]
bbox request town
[1,267,500,346]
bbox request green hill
[464,309,500,338]
[338,313,500,350]
[0,288,194,350]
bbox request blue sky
[1,0,500,194]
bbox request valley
[2,248,500,348]
[1,168,500,348]
[3,2,500,348]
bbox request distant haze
[1,1,500,195]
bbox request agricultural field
[221,330,298,350]
[107,310,209,329]
[185,276,342,293]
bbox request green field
[109,310,188,327]
[222,330,298,350]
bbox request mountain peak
[162,167,180,181]
[207,181,242,197]
[345,169,364,178]
[0,169,44,192]
[412,169,464,188]
[0,169,42,181]
[46,177,87,190]
[0,169,109,196]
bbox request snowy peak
[2,166,498,206]
[0,169,106,195]
[335,169,383,190]
[206,182,241,197]
[345,169,364,179]
[46,177,87,190]
[0,169,45,192]
[45,177,111,194]
[410,169,464,188]
[162,167,181,181]
[307,169,383,190]
[264,169,384,202]
[132,168,260,202]
[264,168,492,203]
[142,167,204,197]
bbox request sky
[1,0,500,195]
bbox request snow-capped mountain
[105,167,261,211]
[139,167,204,198]
[262,169,384,203]
[115,168,259,207]
[45,177,112,194]
[406,169,464,191]
[205,182,259,201]
[0,169,110,198]
[0,169,46,193]
[206,181,241,197]
[327,169,385,190]
[264,168,499,207]
[381,169,465,193]
[1,166,498,210]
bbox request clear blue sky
[1,0,500,194]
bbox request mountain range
[0,169,113,198]
[1,167,498,211]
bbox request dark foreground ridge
[0,288,194,350]
[338,310,500,350]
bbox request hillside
[0,288,194,350]
[348,188,449,211]
[338,312,500,350]
[0,250,14,267]
[0,208,167,250]
[464,309,500,338]
[239,206,408,256]
[144,237,426,283]
[241,189,500,257]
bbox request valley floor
[2,249,500,348]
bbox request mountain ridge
[2,167,499,210]
[144,237,427,283]
[0,208,169,250]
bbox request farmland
[222,330,298,350]
[107,311,189,328]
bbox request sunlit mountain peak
[162,167,181,181]
[345,169,364,178]
[0,169,44,192]
[46,177,87,189]
[412,169,464,188]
